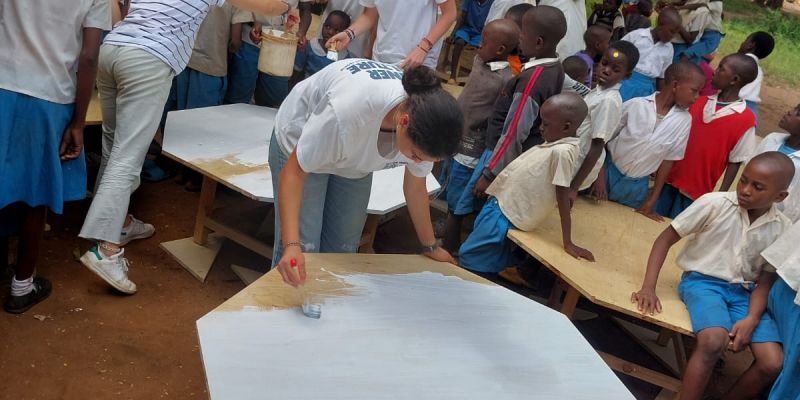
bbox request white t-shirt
[317,0,367,58]
[359,0,447,68]
[753,133,800,222]
[104,0,226,73]
[621,28,673,79]
[485,0,536,23]
[538,0,586,60]
[274,59,432,179]
[607,93,692,178]
[0,0,111,104]
[739,53,763,103]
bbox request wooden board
[230,264,265,286]
[507,198,693,336]
[442,83,463,99]
[159,234,224,282]
[162,104,440,214]
[197,253,635,400]
[85,90,102,126]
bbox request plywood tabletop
[85,90,102,126]
[507,198,693,336]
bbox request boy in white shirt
[570,41,639,199]
[632,152,795,400]
[618,7,682,102]
[670,0,723,64]
[459,93,595,274]
[753,103,800,222]
[762,221,800,399]
[738,31,775,126]
[606,62,705,214]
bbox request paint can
[258,28,297,77]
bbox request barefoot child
[633,152,794,400]
[618,7,681,101]
[459,93,595,274]
[753,103,800,222]
[0,0,109,313]
[762,221,800,400]
[570,41,639,198]
[442,19,519,253]
[605,62,705,213]
[655,53,759,219]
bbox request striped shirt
[104,0,226,73]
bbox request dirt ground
[1,81,798,399]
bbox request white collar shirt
[754,132,800,222]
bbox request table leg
[560,286,581,319]
[547,279,566,308]
[193,176,218,246]
[359,214,380,253]
[672,333,688,373]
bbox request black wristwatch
[419,243,439,254]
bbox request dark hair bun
[402,65,441,95]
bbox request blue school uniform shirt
[461,0,494,36]
[294,40,349,77]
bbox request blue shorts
[254,72,289,108]
[458,198,518,273]
[605,156,649,209]
[746,100,760,127]
[654,184,694,219]
[225,42,259,104]
[445,160,477,215]
[678,272,780,343]
[768,278,800,399]
[672,30,722,64]
[454,28,482,47]
[620,71,656,102]
[452,149,492,216]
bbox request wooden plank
[507,198,693,336]
[85,90,102,126]
[560,286,581,319]
[230,264,265,286]
[160,234,224,282]
[205,217,273,259]
[599,351,683,393]
[194,176,218,245]
[613,317,683,377]
[358,214,380,253]
[654,389,679,400]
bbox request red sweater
[667,96,756,200]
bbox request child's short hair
[748,151,796,190]
[637,0,653,16]
[727,53,759,87]
[584,24,612,45]
[749,31,776,59]
[609,40,640,72]
[505,3,534,25]
[525,6,567,45]
[664,61,704,84]
[326,10,351,28]
[563,55,589,82]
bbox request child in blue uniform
[290,11,351,88]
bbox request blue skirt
[0,89,86,215]
[620,71,656,102]
[605,156,649,209]
[768,279,800,399]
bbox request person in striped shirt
[78,0,291,295]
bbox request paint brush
[291,258,322,319]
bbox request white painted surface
[197,272,634,400]
[163,104,441,214]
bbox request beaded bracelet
[284,241,303,251]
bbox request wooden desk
[507,198,692,398]
[196,253,636,400]
[85,90,102,126]
[160,104,441,282]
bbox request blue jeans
[268,133,373,265]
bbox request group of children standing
[438,2,799,399]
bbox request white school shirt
[487,136,582,231]
[273,59,432,179]
[576,83,623,190]
[762,221,800,305]
[104,0,226,74]
[0,0,111,104]
[538,0,586,60]
[754,133,800,222]
[359,0,447,68]
[485,0,536,23]
[621,28,673,79]
[705,0,723,32]
[739,53,763,103]
[316,0,367,58]
[671,191,791,283]
[702,96,758,164]
[607,93,692,178]
[238,0,306,47]
[673,5,709,44]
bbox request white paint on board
[197,272,634,400]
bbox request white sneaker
[118,215,155,246]
[80,247,137,294]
